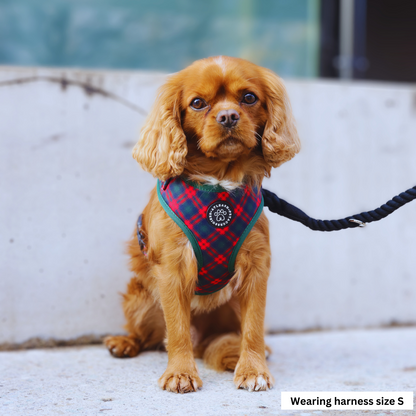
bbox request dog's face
[133,56,300,181]
[180,57,268,162]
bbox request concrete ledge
[1,66,416,344]
[1,328,415,415]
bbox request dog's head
[133,56,300,181]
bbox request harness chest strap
[155,177,264,295]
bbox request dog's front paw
[104,335,140,358]
[234,361,274,392]
[158,368,203,393]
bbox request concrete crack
[0,75,148,116]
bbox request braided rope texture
[261,186,416,232]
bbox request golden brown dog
[104,56,300,393]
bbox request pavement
[0,327,415,416]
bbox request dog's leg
[233,289,274,391]
[232,223,274,391]
[233,275,274,390]
[156,268,203,393]
[104,277,165,358]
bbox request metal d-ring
[349,218,366,227]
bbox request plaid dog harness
[156,177,264,295]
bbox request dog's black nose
[216,109,240,128]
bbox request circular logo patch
[206,201,234,228]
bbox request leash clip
[349,218,366,228]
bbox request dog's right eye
[190,98,208,110]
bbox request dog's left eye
[242,93,257,105]
[190,98,208,110]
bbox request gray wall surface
[1,66,415,344]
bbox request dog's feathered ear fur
[261,69,300,168]
[132,76,187,180]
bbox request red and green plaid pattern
[158,177,263,295]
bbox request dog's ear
[132,76,187,180]
[261,68,300,168]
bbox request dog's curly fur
[104,56,300,393]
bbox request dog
[104,56,300,393]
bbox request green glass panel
[0,0,320,77]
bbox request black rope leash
[261,185,416,232]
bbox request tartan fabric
[158,177,263,295]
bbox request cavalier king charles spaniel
[105,56,300,393]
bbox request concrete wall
[1,66,415,344]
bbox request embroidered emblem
[207,201,234,228]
